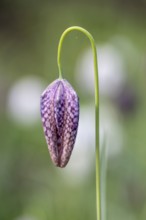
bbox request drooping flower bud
[40,79,79,168]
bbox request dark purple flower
[40,79,79,168]
[114,83,138,115]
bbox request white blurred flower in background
[7,76,44,126]
[111,35,140,72]
[75,43,127,98]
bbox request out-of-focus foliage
[0,1,146,220]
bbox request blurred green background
[0,1,146,220]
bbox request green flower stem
[57,26,101,220]
[100,138,107,220]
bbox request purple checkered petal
[40,79,79,168]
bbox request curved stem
[57,26,101,220]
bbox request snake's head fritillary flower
[40,79,79,168]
